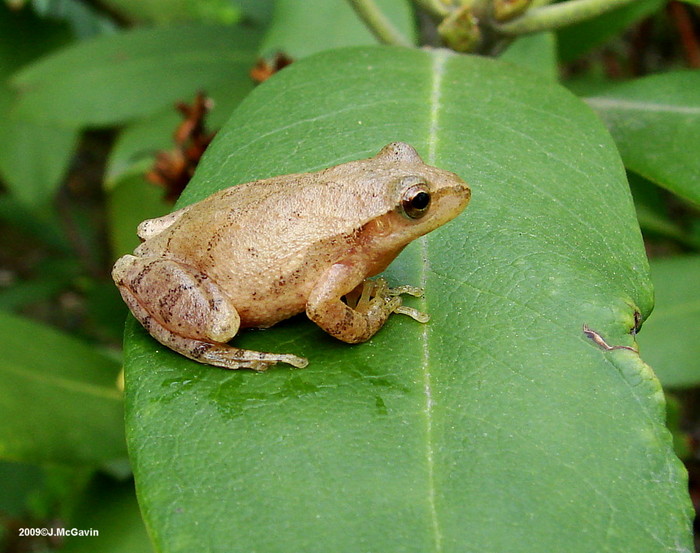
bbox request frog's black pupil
[412,191,430,210]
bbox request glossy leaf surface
[124,47,692,552]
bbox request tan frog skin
[112,142,470,371]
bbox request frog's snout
[442,175,471,214]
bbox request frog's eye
[400,182,431,219]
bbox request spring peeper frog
[113,142,470,371]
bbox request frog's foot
[307,265,431,345]
[350,278,430,324]
[191,342,309,371]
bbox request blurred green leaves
[260,0,416,58]
[10,24,260,127]
[0,310,125,465]
[0,5,77,215]
[586,71,700,205]
[556,0,665,62]
[639,256,700,388]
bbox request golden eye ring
[400,183,431,219]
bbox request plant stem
[347,0,413,46]
[493,0,638,35]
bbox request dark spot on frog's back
[263,275,286,298]
[205,229,224,252]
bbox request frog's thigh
[114,255,240,342]
[306,263,401,344]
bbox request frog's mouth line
[431,183,471,217]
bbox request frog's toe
[275,353,309,369]
[384,284,428,322]
[387,284,425,298]
[393,305,430,323]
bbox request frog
[112,142,470,371]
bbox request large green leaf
[500,31,557,81]
[10,24,260,127]
[0,311,125,465]
[0,89,78,212]
[124,47,691,552]
[585,71,700,205]
[637,255,700,388]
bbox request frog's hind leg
[124,296,307,371]
[113,256,307,371]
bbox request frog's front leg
[306,263,430,344]
[112,255,307,371]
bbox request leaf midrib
[420,49,451,553]
[586,97,700,116]
[1,362,122,401]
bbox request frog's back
[139,163,392,262]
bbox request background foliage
[0,0,698,552]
